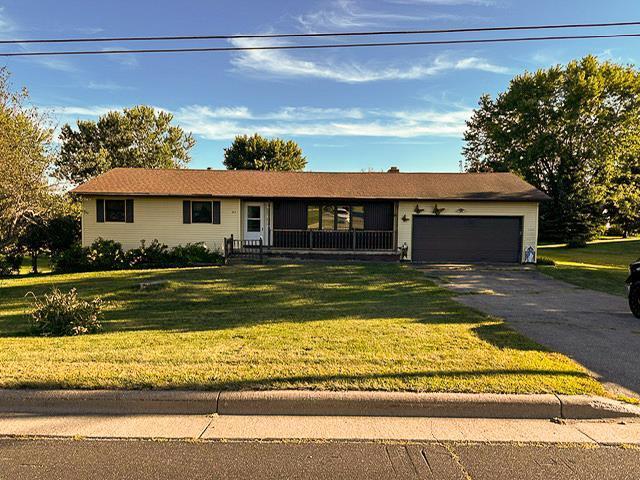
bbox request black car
[627,260,640,318]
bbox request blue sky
[1,0,640,172]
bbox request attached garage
[411,216,523,263]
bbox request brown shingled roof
[72,168,549,201]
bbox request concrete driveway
[419,266,640,398]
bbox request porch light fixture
[401,214,409,222]
[414,204,424,214]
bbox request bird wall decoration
[433,204,446,216]
[414,204,424,214]
[401,214,409,222]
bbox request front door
[244,203,264,242]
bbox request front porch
[232,199,400,259]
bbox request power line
[1,32,640,57]
[0,20,639,45]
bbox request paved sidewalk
[1,413,639,445]
[419,266,640,398]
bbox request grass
[0,262,604,394]
[19,256,51,275]
[538,238,640,296]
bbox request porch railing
[273,229,395,251]
[223,235,264,262]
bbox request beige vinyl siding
[82,196,241,252]
[397,201,539,262]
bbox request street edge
[0,390,638,419]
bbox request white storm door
[244,203,263,241]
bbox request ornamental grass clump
[27,288,106,336]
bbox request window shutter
[212,201,221,224]
[183,200,191,224]
[125,199,134,223]
[96,199,105,223]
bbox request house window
[351,205,364,230]
[321,205,335,230]
[307,205,320,229]
[336,206,351,230]
[192,201,213,223]
[105,200,126,222]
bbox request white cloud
[173,104,473,140]
[44,103,474,140]
[102,47,139,67]
[46,105,119,117]
[87,81,134,91]
[230,37,510,82]
[0,7,16,35]
[387,0,495,5]
[26,57,78,73]
[297,0,427,30]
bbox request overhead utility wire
[1,32,640,57]
[0,20,639,44]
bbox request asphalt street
[0,438,638,480]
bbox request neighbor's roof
[72,168,550,202]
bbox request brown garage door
[411,216,522,263]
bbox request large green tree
[0,68,60,252]
[463,56,640,243]
[55,105,195,185]
[223,133,307,171]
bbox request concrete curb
[0,390,638,419]
[0,390,220,415]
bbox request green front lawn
[0,263,603,394]
[539,238,640,296]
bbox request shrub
[47,215,81,254]
[87,238,126,270]
[0,250,23,276]
[536,256,556,266]
[28,288,106,336]
[50,244,90,273]
[126,239,170,268]
[567,239,588,249]
[168,242,223,264]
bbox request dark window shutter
[183,200,191,224]
[212,201,221,224]
[125,199,134,223]
[96,199,105,223]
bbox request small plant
[28,288,106,336]
[536,256,556,266]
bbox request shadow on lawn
[0,263,566,360]
[6,368,594,392]
[0,263,483,336]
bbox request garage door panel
[411,216,522,263]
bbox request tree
[55,105,195,185]
[0,68,58,252]
[608,154,640,237]
[463,56,640,243]
[223,133,306,171]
